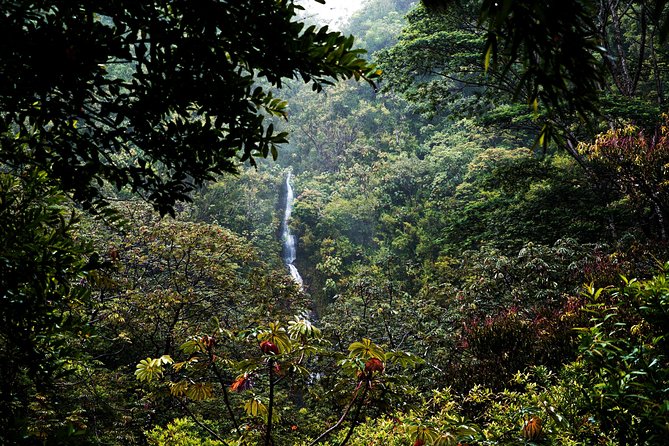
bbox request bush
[578,268,669,444]
[145,418,226,446]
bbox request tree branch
[265,359,275,446]
[338,385,369,446]
[176,397,226,443]
[308,383,364,446]
[210,356,240,431]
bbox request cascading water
[282,173,303,287]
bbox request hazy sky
[298,0,365,28]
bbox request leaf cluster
[0,0,379,214]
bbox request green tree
[579,268,669,444]
[416,0,656,115]
[135,320,422,446]
[377,2,495,119]
[0,169,95,443]
[343,0,413,55]
[580,115,669,239]
[0,0,378,214]
[385,1,669,152]
[191,165,285,264]
[65,203,308,443]
[443,148,628,252]
[87,201,308,360]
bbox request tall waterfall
[282,173,303,287]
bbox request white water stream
[282,173,303,287]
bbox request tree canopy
[0,0,378,214]
[3,1,669,444]
[414,0,669,145]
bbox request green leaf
[244,398,268,418]
[169,380,190,397]
[186,382,213,401]
[484,41,493,72]
[385,351,425,368]
[258,322,292,354]
[135,356,172,382]
[288,315,321,339]
[348,338,385,360]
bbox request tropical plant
[135,319,422,446]
[578,267,669,444]
[0,169,96,443]
[0,0,379,214]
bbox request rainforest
[1,0,668,445]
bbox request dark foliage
[0,0,377,214]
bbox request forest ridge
[0,1,668,445]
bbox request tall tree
[0,0,378,214]
[0,169,94,443]
[0,1,378,442]
[580,115,669,239]
[388,1,669,149]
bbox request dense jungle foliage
[1,0,669,445]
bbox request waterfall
[282,173,303,287]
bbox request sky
[297,0,365,29]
